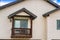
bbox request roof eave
[8,8,37,20]
[44,0,60,8]
[0,0,24,10]
[43,8,60,17]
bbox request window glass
[14,19,28,28]
[20,19,28,28]
[14,20,20,28]
[57,20,60,30]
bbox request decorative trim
[8,8,37,38]
[43,8,60,17]
[8,8,37,20]
[11,17,32,38]
[13,15,31,18]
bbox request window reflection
[14,19,28,28]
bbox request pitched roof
[0,0,24,10]
[44,0,60,8]
[8,8,37,20]
[43,0,60,17]
[43,8,60,17]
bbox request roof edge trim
[0,0,24,10]
[44,0,60,8]
[43,8,60,17]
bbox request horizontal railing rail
[12,28,31,35]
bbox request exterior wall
[0,0,55,40]
[16,12,30,16]
[47,10,60,40]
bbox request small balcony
[11,28,32,38]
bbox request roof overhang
[44,0,60,8]
[43,0,60,17]
[0,0,24,10]
[8,8,37,20]
[43,8,60,17]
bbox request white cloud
[0,2,10,6]
[0,0,16,6]
[53,0,60,5]
[53,0,57,3]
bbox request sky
[0,0,16,6]
[0,0,60,6]
[53,0,60,5]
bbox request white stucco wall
[47,10,60,40]
[0,0,55,40]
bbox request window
[8,8,37,38]
[14,19,28,28]
[11,17,32,38]
[57,20,60,30]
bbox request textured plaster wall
[0,0,55,40]
[47,10,60,40]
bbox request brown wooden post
[30,18,32,38]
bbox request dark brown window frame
[11,16,32,38]
[8,8,37,38]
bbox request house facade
[0,0,60,40]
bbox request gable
[8,8,37,20]
[16,12,30,16]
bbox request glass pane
[14,19,28,28]
[20,19,28,28]
[14,20,20,28]
[57,20,60,30]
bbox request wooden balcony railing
[11,28,32,38]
